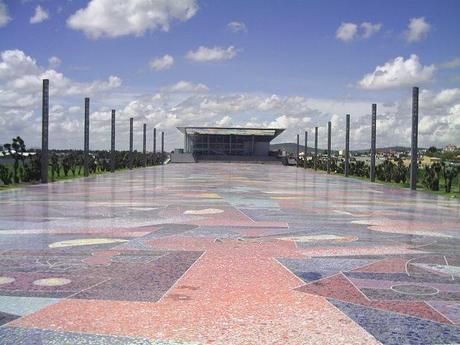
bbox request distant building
[177,127,285,160]
[420,156,441,166]
[444,144,458,152]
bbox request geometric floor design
[0,163,459,344]
[329,299,460,345]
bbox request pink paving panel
[11,239,380,345]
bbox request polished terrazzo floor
[0,163,459,345]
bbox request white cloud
[48,56,61,69]
[336,22,358,42]
[336,21,381,42]
[3,78,459,150]
[150,54,174,71]
[67,0,198,38]
[0,0,11,27]
[433,88,460,105]
[438,57,460,69]
[360,22,382,38]
[419,115,437,134]
[420,88,460,107]
[0,50,40,80]
[227,21,247,33]
[186,46,237,62]
[416,88,460,143]
[30,5,50,24]
[358,54,435,90]
[404,17,431,43]
[1,52,458,151]
[160,80,209,93]
[0,49,122,107]
[0,49,126,149]
[268,115,311,129]
[216,115,232,126]
[68,106,81,114]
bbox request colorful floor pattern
[0,163,459,344]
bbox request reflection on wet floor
[0,163,459,344]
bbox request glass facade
[179,127,284,157]
[188,134,272,156]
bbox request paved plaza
[0,163,459,345]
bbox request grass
[0,166,137,192]
[362,175,458,199]
[300,166,460,199]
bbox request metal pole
[143,123,147,167]
[370,104,377,182]
[161,131,164,164]
[153,128,157,154]
[327,121,331,174]
[129,118,133,170]
[111,110,115,173]
[345,114,350,177]
[410,87,419,190]
[314,127,318,171]
[304,131,308,169]
[84,97,90,177]
[41,79,49,183]
[296,134,300,167]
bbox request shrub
[0,164,13,185]
[442,163,458,193]
[3,136,26,183]
[23,153,41,182]
[422,163,442,191]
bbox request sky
[0,0,459,151]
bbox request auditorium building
[176,127,285,160]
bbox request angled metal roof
[177,127,285,139]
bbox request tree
[3,136,26,183]
[426,146,438,156]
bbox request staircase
[169,153,196,163]
[196,155,282,164]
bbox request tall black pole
[410,87,419,190]
[153,127,157,154]
[83,97,90,177]
[327,121,331,174]
[161,131,165,165]
[370,104,377,182]
[129,118,133,170]
[41,79,49,183]
[111,110,115,173]
[314,127,318,171]
[143,123,147,167]
[304,131,308,169]
[345,114,350,177]
[296,134,300,167]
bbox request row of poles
[295,86,419,190]
[40,79,165,183]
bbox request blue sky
[0,0,459,150]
